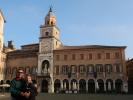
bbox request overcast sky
[0,0,133,59]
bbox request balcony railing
[37,73,50,77]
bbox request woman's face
[27,76,32,83]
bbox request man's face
[17,70,24,78]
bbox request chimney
[8,40,14,49]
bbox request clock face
[44,42,49,51]
[40,39,51,52]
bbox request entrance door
[42,80,48,93]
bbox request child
[24,74,38,100]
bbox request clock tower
[38,7,62,93]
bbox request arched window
[51,21,53,25]
[71,65,77,74]
[79,65,85,73]
[114,64,122,73]
[87,64,94,73]
[45,32,49,36]
[105,64,112,73]
[62,65,68,75]
[47,21,49,25]
[55,65,59,75]
[96,64,103,72]
[31,67,36,74]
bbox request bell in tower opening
[45,7,56,26]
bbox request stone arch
[41,79,48,93]
[71,79,77,90]
[63,79,69,90]
[0,80,4,84]
[106,79,113,92]
[6,80,10,84]
[97,79,104,93]
[54,79,61,93]
[88,79,95,93]
[115,79,123,93]
[79,79,86,93]
[6,80,10,92]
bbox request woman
[24,74,38,100]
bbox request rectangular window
[80,54,84,60]
[56,55,60,61]
[62,65,68,75]
[88,53,92,60]
[72,54,76,60]
[96,65,103,72]
[71,65,76,74]
[64,55,68,60]
[97,53,101,59]
[88,66,94,73]
[115,64,122,73]
[106,53,110,59]
[79,65,85,73]
[55,65,59,75]
[26,67,30,74]
[105,65,112,73]
[115,52,120,59]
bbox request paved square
[1,93,133,100]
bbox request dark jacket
[10,78,26,100]
[24,82,38,100]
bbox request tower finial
[49,5,53,12]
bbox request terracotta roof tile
[55,45,126,50]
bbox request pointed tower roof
[49,7,52,12]
[46,7,55,17]
[43,7,56,26]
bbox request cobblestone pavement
[1,93,133,100]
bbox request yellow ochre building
[0,8,128,93]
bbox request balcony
[37,73,50,78]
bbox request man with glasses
[10,69,30,100]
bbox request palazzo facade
[1,8,128,93]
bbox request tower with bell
[37,7,62,93]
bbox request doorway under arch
[41,79,49,93]
[54,79,61,93]
[88,79,95,93]
[115,79,123,93]
[79,79,86,93]
[106,79,113,93]
[97,79,104,93]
